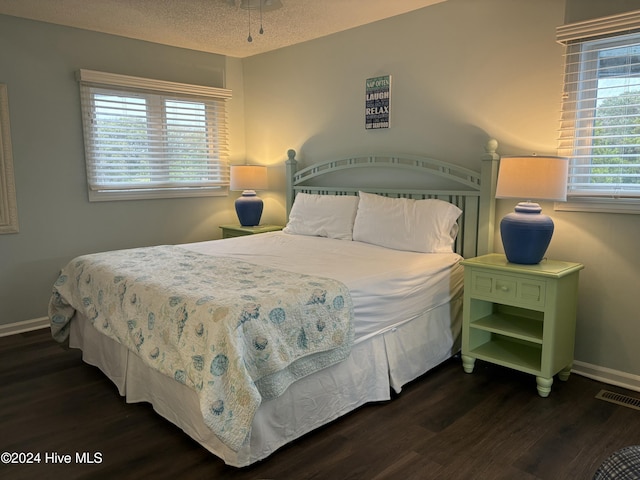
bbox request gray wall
[0,15,244,325]
[243,0,640,383]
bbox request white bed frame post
[478,139,499,256]
[285,149,297,216]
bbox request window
[78,70,231,201]
[557,11,640,213]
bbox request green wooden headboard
[285,139,499,258]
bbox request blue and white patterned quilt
[48,245,354,452]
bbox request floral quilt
[48,245,354,452]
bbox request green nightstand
[219,224,283,239]
[460,253,583,397]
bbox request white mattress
[181,232,464,342]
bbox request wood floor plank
[1,329,640,479]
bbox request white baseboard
[0,317,49,337]
[573,360,640,393]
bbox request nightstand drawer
[223,229,252,238]
[219,224,283,239]
[470,271,546,308]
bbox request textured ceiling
[0,0,447,58]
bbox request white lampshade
[496,156,569,202]
[230,165,268,191]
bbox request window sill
[88,186,228,202]
[555,198,640,215]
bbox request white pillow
[283,193,360,240]
[352,191,462,253]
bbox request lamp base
[500,202,554,265]
[235,190,264,226]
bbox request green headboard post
[478,139,499,256]
[285,149,297,216]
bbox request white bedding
[182,231,464,342]
[65,232,465,467]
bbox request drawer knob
[499,285,509,292]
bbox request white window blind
[78,70,232,201]
[557,12,640,204]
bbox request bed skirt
[68,294,462,467]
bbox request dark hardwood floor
[1,329,639,480]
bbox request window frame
[77,70,232,202]
[557,11,640,214]
[0,83,19,233]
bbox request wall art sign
[365,75,391,130]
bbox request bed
[48,139,500,467]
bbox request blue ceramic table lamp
[496,155,569,264]
[230,165,268,226]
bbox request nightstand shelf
[469,336,542,374]
[470,311,543,344]
[461,253,583,397]
[219,224,283,239]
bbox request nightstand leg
[536,376,553,397]
[461,355,476,373]
[557,364,572,382]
